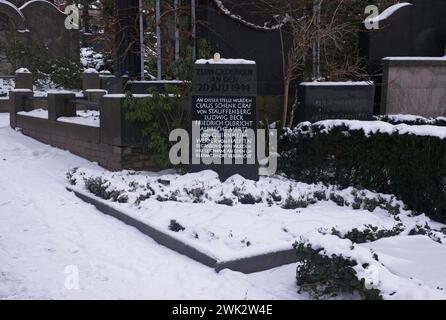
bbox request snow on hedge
[288,119,446,139]
[376,114,446,125]
[299,232,446,299]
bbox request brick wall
[16,114,156,171]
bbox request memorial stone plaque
[191,59,258,181]
[297,82,375,123]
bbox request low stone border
[67,186,298,274]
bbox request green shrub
[216,197,234,206]
[376,115,446,127]
[124,43,210,168]
[2,33,81,88]
[279,123,446,222]
[84,177,128,203]
[409,224,445,244]
[281,195,310,209]
[124,89,188,168]
[330,224,405,244]
[169,220,185,232]
[66,167,79,185]
[294,241,382,300]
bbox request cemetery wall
[16,114,153,171]
[10,92,155,172]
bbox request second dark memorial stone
[190,60,258,181]
[297,82,375,123]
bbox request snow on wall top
[292,119,446,140]
[213,0,285,31]
[15,67,30,73]
[84,68,99,74]
[195,58,255,65]
[300,81,373,86]
[383,56,446,61]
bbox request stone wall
[381,58,446,117]
[10,90,156,171]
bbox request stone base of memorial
[190,58,258,181]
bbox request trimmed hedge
[279,123,446,223]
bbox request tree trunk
[287,86,298,128]
[83,7,91,33]
[282,78,290,126]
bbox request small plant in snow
[184,187,205,203]
[281,195,309,209]
[330,193,346,207]
[329,224,405,244]
[84,177,128,203]
[66,168,79,185]
[409,224,445,244]
[233,188,261,205]
[168,220,185,232]
[216,198,234,206]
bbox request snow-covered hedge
[279,120,446,223]
[295,232,446,300]
[67,168,405,214]
[375,114,446,127]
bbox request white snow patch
[57,110,100,127]
[212,0,285,31]
[84,68,99,74]
[295,119,446,139]
[383,56,446,61]
[15,68,31,74]
[196,58,256,65]
[300,81,373,86]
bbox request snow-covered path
[0,114,301,300]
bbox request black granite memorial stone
[297,83,375,123]
[191,61,258,181]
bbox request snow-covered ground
[0,113,302,300]
[1,111,446,300]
